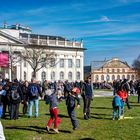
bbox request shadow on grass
[131,104,140,107]
[91,107,112,110]
[6,126,71,134]
[6,126,45,134]
[91,113,111,117]
[58,114,69,118]
[91,116,111,120]
[79,138,95,140]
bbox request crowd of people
[0,76,140,135]
[0,76,93,134]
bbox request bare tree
[20,47,56,78]
[132,55,140,78]
[8,45,21,80]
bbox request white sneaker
[53,128,59,134]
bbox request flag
[0,53,9,67]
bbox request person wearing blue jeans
[27,78,42,118]
[0,106,3,119]
[28,99,39,117]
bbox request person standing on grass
[27,77,42,118]
[83,76,93,120]
[21,81,29,115]
[136,80,140,103]
[0,83,6,119]
[66,87,80,130]
[10,82,23,120]
[121,79,131,109]
[45,82,61,134]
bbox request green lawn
[2,96,140,140]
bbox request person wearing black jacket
[136,80,140,103]
[121,79,131,109]
[10,82,23,120]
[27,78,42,118]
[66,87,80,130]
[2,82,12,119]
[22,81,29,114]
[83,76,93,120]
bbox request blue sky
[0,0,140,66]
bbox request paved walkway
[93,90,137,97]
[94,90,113,97]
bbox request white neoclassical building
[91,58,136,83]
[0,24,85,82]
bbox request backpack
[30,85,38,97]
[11,86,20,100]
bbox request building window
[24,61,27,67]
[76,59,80,68]
[68,59,73,68]
[112,75,115,81]
[95,75,99,81]
[117,75,120,80]
[41,71,46,81]
[106,75,110,81]
[101,75,104,81]
[50,58,56,67]
[122,69,125,73]
[127,75,130,80]
[24,71,26,80]
[112,69,115,73]
[76,72,80,80]
[117,69,120,73]
[60,59,64,68]
[51,71,55,81]
[122,75,125,79]
[131,75,135,80]
[107,69,109,73]
[68,72,72,81]
[60,71,64,80]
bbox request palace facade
[91,58,136,83]
[0,24,85,82]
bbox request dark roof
[20,33,66,41]
[84,66,91,73]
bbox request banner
[0,53,9,67]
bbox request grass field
[1,96,140,140]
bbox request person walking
[45,82,61,134]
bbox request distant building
[91,58,136,83]
[0,23,85,81]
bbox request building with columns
[91,58,136,83]
[0,24,85,82]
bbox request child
[66,87,80,130]
[112,94,122,120]
[45,82,61,134]
[112,87,128,120]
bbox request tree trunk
[33,69,36,78]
